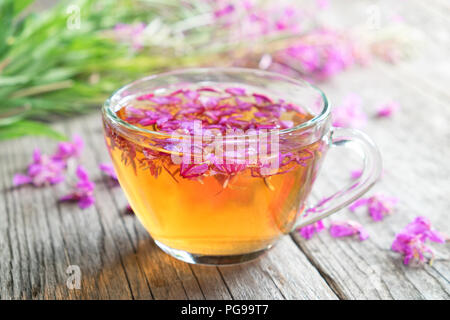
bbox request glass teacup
[102,68,382,265]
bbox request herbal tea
[104,86,328,256]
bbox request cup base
[154,240,272,265]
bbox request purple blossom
[52,134,84,162]
[225,87,246,96]
[332,93,367,128]
[401,216,446,243]
[13,149,66,187]
[349,193,398,221]
[214,4,235,18]
[350,169,362,179]
[391,216,447,265]
[60,165,95,209]
[299,220,325,240]
[180,163,209,179]
[329,220,369,241]
[316,0,330,9]
[253,93,273,104]
[136,93,154,101]
[99,163,118,181]
[376,101,400,118]
[272,29,357,82]
[114,23,146,50]
[211,1,303,38]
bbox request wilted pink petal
[60,165,95,209]
[403,216,446,244]
[214,4,235,18]
[136,93,154,101]
[253,93,273,104]
[180,163,209,179]
[332,94,367,129]
[114,22,146,50]
[299,220,325,240]
[99,163,118,180]
[376,101,400,118]
[391,216,447,265]
[78,196,95,209]
[52,134,83,161]
[349,193,398,221]
[271,29,357,82]
[350,169,362,179]
[329,220,369,241]
[13,174,32,186]
[13,148,66,187]
[348,198,370,211]
[280,120,294,129]
[225,87,246,96]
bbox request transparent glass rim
[102,67,330,138]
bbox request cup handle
[293,127,383,230]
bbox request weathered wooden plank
[0,113,338,300]
[217,236,338,299]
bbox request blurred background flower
[0,0,421,140]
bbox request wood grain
[0,0,449,300]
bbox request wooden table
[1,0,449,299]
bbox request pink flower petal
[376,101,400,118]
[332,94,367,129]
[349,193,398,222]
[391,216,447,265]
[299,220,325,240]
[329,220,368,241]
[13,174,32,186]
[350,169,362,179]
[99,163,118,180]
[225,87,246,96]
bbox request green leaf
[0,120,66,140]
[13,0,34,15]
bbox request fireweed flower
[350,169,362,179]
[13,135,83,187]
[60,165,95,209]
[391,216,447,265]
[271,29,359,82]
[329,220,369,241]
[99,163,118,181]
[376,101,400,118]
[349,193,398,221]
[106,86,320,185]
[113,22,146,50]
[332,93,367,129]
[13,149,66,187]
[52,134,84,162]
[210,0,304,40]
[299,220,325,240]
